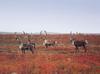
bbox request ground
[0,34,100,74]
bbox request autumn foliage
[0,33,100,74]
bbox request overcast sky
[0,0,100,33]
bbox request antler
[40,30,48,40]
[27,34,32,43]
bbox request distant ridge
[0,31,66,35]
[0,31,99,35]
[0,32,14,34]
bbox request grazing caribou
[43,39,57,48]
[71,39,88,52]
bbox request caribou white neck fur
[19,43,24,49]
[43,39,48,45]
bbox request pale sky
[0,0,100,33]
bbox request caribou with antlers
[71,39,88,52]
[15,32,36,54]
[43,39,57,48]
[70,32,88,52]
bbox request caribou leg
[75,46,79,53]
[30,48,34,54]
[83,46,87,52]
[21,48,25,54]
[30,50,34,54]
[45,44,48,48]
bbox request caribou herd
[15,32,88,54]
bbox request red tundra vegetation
[0,33,100,74]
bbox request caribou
[15,33,36,54]
[19,42,36,54]
[71,39,88,52]
[43,39,57,48]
